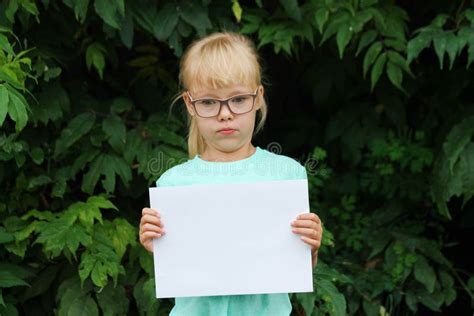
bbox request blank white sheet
[149,179,313,299]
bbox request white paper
[148,179,313,299]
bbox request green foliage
[0,0,473,315]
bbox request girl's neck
[200,144,256,162]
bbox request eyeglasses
[187,87,259,118]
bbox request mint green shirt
[155,146,308,316]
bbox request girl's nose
[217,103,234,120]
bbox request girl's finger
[140,214,163,227]
[141,231,163,240]
[291,227,319,239]
[141,223,166,234]
[142,207,161,217]
[296,213,321,224]
[301,236,321,249]
[291,219,318,229]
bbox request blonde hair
[169,31,268,159]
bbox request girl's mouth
[218,129,236,135]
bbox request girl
[139,31,323,316]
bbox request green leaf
[102,114,126,153]
[465,9,474,24]
[418,291,442,312]
[315,279,347,316]
[4,0,18,23]
[120,10,134,48]
[386,61,403,91]
[86,43,106,79]
[63,0,90,23]
[81,154,132,194]
[232,0,242,22]
[19,1,39,16]
[445,31,458,70]
[0,85,8,126]
[468,43,474,69]
[295,292,316,315]
[0,270,29,288]
[407,32,432,64]
[71,149,100,176]
[0,303,18,316]
[71,202,103,230]
[82,154,106,194]
[414,256,436,293]
[151,125,187,149]
[443,116,474,173]
[460,143,474,198]
[54,112,95,158]
[108,218,136,260]
[153,2,179,41]
[7,90,28,133]
[439,270,454,288]
[387,50,413,76]
[21,209,55,221]
[57,277,98,316]
[361,0,378,7]
[370,52,387,91]
[27,175,52,190]
[320,12,350,45]
[79,229,125,287]
[457,26,474,57]
[94,0,124,29]
[384,38,406,52]
[279,0,301,22]
[356,30,377,56]
[178,1,212,36]
[110,97,132,114]
[381,13,407,41]
[21,265,59,301]
[0,227,15,244]
[96,283,129,315]
[433,31,448,69]
[69,295,99,316]
[314,8,328,34]
[34,218,92,258]
[336,23,353,59]
[363,41,382,77]
[34,82,69,124]
[431,14,449,28]
[87,195,118,211]
[133,276,160,315]
[27,146,43,165]
[0,34,14,55]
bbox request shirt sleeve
[299,164,308,180]
[156,171,170,187]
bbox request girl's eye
[231,96,248,103]
[200,99,217,105]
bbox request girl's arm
[312,249,318,269]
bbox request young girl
[139,31,323,316]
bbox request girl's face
[183,83,264,155]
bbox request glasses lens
[195,99,219,117]
[229,95,254,114]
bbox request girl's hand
[291,212,323,268]
[139,207,166,253]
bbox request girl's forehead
[190,83,255,98]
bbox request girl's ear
[256,85,265,110]
[182,92,195,116]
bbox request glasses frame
[186,87,259,118]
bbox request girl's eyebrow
[197,90,250,99]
